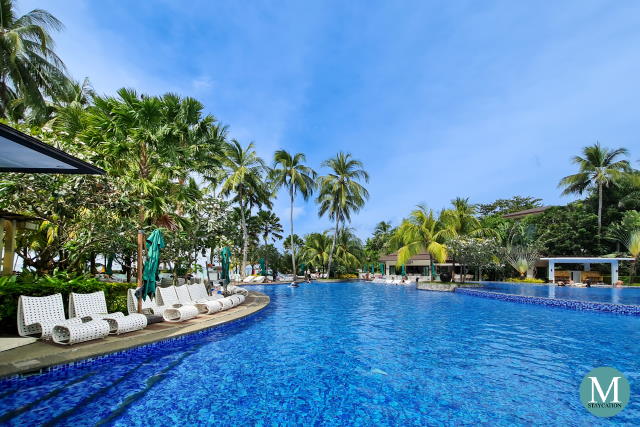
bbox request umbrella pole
[137,229,144,313]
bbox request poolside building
[378,252,465,279]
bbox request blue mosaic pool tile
[456,288,640,316]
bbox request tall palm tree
[302,232,332,273]
[559,143,630,235]
[270,150,316,278]
[335,227,364,270]
[256,210,284,247]
[219,140,270,277]
[82,88,172,227]
[440,197,497,280]
[316,152,369,278]
[0,0,69,118]
[374,221,392,236]
[389,205,448,279]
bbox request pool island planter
[416,283,482,292]
[0,291,270,379]
[456,288,640,316]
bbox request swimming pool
[1,281,638,425]
[479,281,640,305]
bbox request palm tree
[302,232,332,274]
[374,221,392,236]
[255,210,283,274]
[219,140,270,277]
[389,205,448,279]
[256,210,284,247]
[559,143,630,235]
[82,88,172,227]
[440,197,497,281]
[46,77,95,132]
[335,228,364,270]
[270,150,316,279]
[0,0,69,118]
[316,152,369,278]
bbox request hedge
[0,273,135,335]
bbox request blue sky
[20,0,640,240]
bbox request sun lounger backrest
[175,285,192,304]
[69,291,108,318]
[127,288,156,314]
[157,286,179,306]
[187,283,208,300]
[17,293,67,337]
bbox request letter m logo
[589,376,621,403]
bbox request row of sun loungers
[371,276,418,285]
[242,275,266,283]
[17,283,248,346]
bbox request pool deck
[0,290,269,379]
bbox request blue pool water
[480,281,640,305]
[1,281,639,425]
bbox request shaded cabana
[0,123,104,174]
[0,212,39,275]
[0,123,105,274]
[542,257,635,285]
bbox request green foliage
[316,152,369,277]
[558,142,631,234]
[527,203,607,256]
[0,0,70,120]
[507,277,546,283]
[389,204,448,265]
[0,272,133,334]
[477,196,543,217]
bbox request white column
[548,260,555,283]
[611,260,619,285]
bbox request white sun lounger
[186,283,237,311]
[226,285,249,296]
[194,284,236,311]
[252,276,265,283]
[126,288,169,316]
[156,286,200,322]
[17,293,110,345]
[242,276,255,283]
[174,284,224,314]
[69,291,147,335]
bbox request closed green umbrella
[221,247,231,282]
[105,254,114,276]
[370,264,374,274]
[401,265,406,276]
[431,263,437,279]
[141,229,165,301]
[379,263,385,275]
[259,257,266,276]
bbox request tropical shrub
[506,277,546,284]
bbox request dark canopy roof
[0,123,104,174]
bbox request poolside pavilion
[0,123,105,275]
[541,257,635,285]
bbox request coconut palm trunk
[239,196,248,278]
[598,182,603,236]
[289,189,297,279]
[326,220,339,278]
